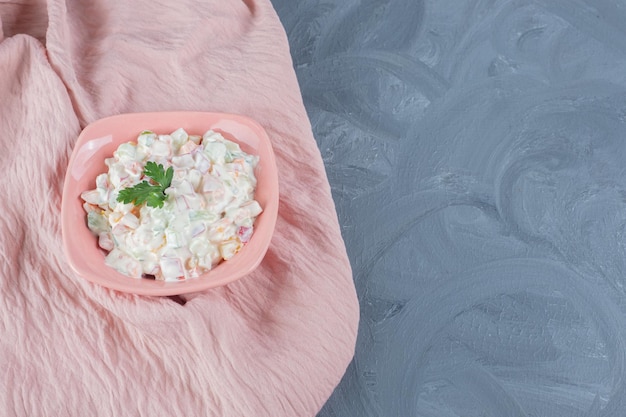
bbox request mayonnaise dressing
[81,128,262,281]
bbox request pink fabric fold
[0,1,358,416]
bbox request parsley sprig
[117,161,174,208]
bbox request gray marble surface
[271,1,626,416]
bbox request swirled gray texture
[271,0,626,416]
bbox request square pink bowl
[61,112,279,296]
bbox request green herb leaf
[116,162,174,208]
[144,161,173,188]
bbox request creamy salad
[81,128,262,281]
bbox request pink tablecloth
[0,1,358,416]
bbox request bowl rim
[61,111,279,296]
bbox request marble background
[271,1,626,416]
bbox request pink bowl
[61,112,279,296]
